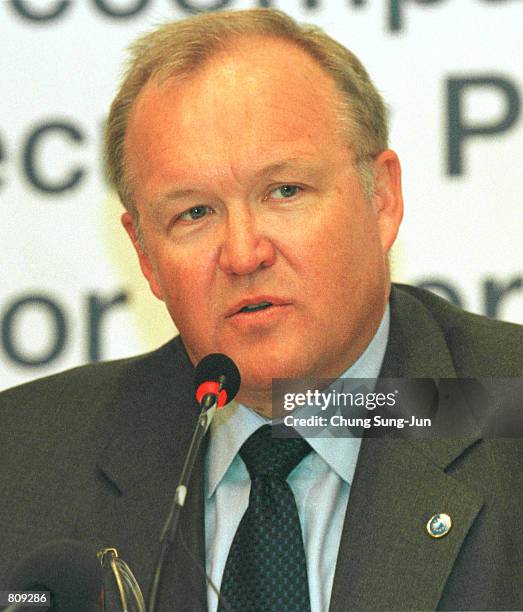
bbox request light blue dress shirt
[205,307,390,611]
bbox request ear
[371,150,404,255]
[121,212,164,301]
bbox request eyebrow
[152,157,319,206]
[254,158,317,177]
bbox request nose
[218,205,276,276]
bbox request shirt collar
[206,305,390,496]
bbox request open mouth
[239,301,273,313]
[225,297,289,319]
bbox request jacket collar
[329,285,485,611]
[382,285,482,467]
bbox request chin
[233,352,315,389]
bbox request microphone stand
[147,379,224,612]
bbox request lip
[225,296,292,318]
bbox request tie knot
[239,425,312,480]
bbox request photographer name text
[284,415,432,429]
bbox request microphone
[194,353,241,410]
[5,539,103,611]
[147,354,240,612]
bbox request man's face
[123,36,403,412]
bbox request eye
[178,205,213,222]
[269,185,301,199]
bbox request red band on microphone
[196,382,228,408]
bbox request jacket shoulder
[393,284,523,377]
[1,337,181,404]
[0,338,186,451]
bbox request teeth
[241,302,272,313]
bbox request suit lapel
[330,286,485,610]
[329,437,483,610]
[95,338,208,611]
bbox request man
[1,8,522,611]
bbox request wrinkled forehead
[127,35,345,146]
[124,36,351,198]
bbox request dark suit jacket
[1,284,522,611]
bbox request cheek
[312,211,382,289]
[154,250,218,323]
[152,258,228,364]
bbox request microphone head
[194,353,241,403]
[8,539,103,612]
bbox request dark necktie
[218,424,312,612]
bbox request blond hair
[105,8,389,221]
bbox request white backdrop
[1,0,522,391]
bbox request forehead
[125,36,348,194]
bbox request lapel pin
[427,513,452,538]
